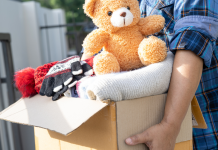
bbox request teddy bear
[83,0,167,75]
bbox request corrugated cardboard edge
[35,136,39,150]
[192,96,207,129]
[0,98,23,115]
[0,99,46,129]
[0,95,109,136]
[174,140,193,150]
[110,102,119,150]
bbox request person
[81,0,218,149]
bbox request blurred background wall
[0,0,93,149]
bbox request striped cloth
[138,0,218,149]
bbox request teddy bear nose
[120,12,126,17]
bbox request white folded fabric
[79,52,174,101]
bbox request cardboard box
[0,94,204,150]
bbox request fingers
[52,86,68,101]
[53,85,63,92]
[74,74,85,81]
[67,74,87,88]
[53,76,63,92]
[68,80,77,88]
[39,77,55,97]
[71,61,83,75]
[84,68,93,76]
[44,78,55,97]
[39,79,47,96]
[81,61,93,76]
[71,60,94,76]
[53,73,72,92]
[64,77,73,86]
[125,131,150,146]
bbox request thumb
[125,131,150,146]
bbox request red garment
[14,56,94,98]
[83,56,94,68]
[34,61,58,93]
[14,67,37,98]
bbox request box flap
[34,102,118,150]
[116,94,192,150]
[0,95,108,135]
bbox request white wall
[38,7,67,63]
[0,0,67,70]
[0,0,68,150]
[23,2,67,65]
[0,0,30,70]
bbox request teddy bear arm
[138,15,165,36]
[83,29,110,56]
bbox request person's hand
[125,120,180,150]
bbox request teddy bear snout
[110,7,134,27]
[120,12,126,17]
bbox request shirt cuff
[170,28,215,67]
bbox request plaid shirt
[138,0,218,149]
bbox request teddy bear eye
[127,6,130,10]
[108,11,113,16]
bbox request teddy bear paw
[138,36,167,66]
[93,51,120,75]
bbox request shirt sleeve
[170,0,218,68]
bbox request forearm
[162,50,203,128]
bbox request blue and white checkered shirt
[138,0,218,149]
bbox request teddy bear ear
[83,0,97,18]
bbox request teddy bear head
[84,0,141,33]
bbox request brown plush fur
[83,0,167,75]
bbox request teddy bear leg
[138,36,167,66]
[93,51,120,75]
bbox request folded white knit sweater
[79,52,174,101]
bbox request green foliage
[22,0,88,23]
